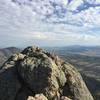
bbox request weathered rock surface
[27,94,48,100]
[0,46,94,100]
[0,55,21,100]
[61,96,72,100]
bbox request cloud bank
[0,0,100,47]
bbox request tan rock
[27,94,48,100]
[27,96,35,100]
[61,96,72,100]
[34,94,48,100]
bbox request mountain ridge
[0,46,93,100]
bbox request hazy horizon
[1,44,100,49]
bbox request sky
[0,0,100,47]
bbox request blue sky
[0,0,100,47]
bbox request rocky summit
[0,46,94,100]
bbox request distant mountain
[0,47,21,67]
[45,45,100,57]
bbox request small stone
[34,94,48,100]
[61,96,72,100]
[27,94,48,100]
[27,96,35,100]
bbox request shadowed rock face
[0,46,94,100]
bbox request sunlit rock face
[0,46,94,100]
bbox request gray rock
[18,46,94,100]
[0,60,21,100]
[0,46,94,100]
[62,63,94,100]
[18,49,66,99]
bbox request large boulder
[17,46,66,99]
[0,46,94,100]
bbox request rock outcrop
[0,47,20,68]
[0,46,94,100]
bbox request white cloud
[0,0,100,47]
[68,0,83,11]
